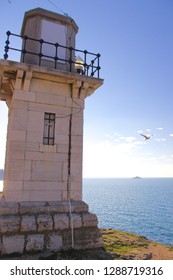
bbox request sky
[0,0,173,178]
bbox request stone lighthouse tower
[0,8,103,255]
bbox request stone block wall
[1,61,103,203]
[4,78,84,202]
[0,200,103,256]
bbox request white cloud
[114,132,121,137]
[154,138,166,142]
[119,136,136,143]
[106,132,140,144]
[170,134,173,137]
[156,127,164,130]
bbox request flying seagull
[140,134,152,140]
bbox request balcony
[3,31,101,78]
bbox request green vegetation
[101,229,150,259]
[169,246,173,252]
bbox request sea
[83,178,173,246]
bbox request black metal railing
[4,31,101,78]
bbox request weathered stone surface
[54,214,69,230]
[82,213,98,227]
[71,201,88,212]
[19,200,61,212]
[0,216,20,233]
[0,200,102,255]
[46,233,62,251]
[45,203,67,213]
[46,201,71,213]
[0,203,19,215]
[71,214,82,228]
[21,215,37,232]
[49,201,88,213]
[2,235,25,254]
[37,214,53,231]
[73,227,103,250]
[0,200,88,215]
[19,201,47,214]
[26,234,44,252]
[61,229,73,250]
[48,201,85,213]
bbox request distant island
[132,176,142,179]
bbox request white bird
[140,134,152,140]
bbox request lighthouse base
[0,200,103,256]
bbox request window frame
[43,112,56,145]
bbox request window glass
[41,19,66,63]
[43,113,55,145]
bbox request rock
[2,235,24,255]
[26,234,44,252]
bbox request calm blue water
[83,178,173,246]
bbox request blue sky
[0,0,173,177]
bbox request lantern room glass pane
[41,19,66,63]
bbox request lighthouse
[0,8,103,255]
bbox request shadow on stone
[0,248,114,260]
[55,248,114,260]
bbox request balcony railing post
[97,53,100,78]
[21,35,28,62]
[84,50,87,75]
[55,43,59,69]
[38,39,44,66]
[91,60,94,77]
[4,31,11,60]
[69,47,73,73]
